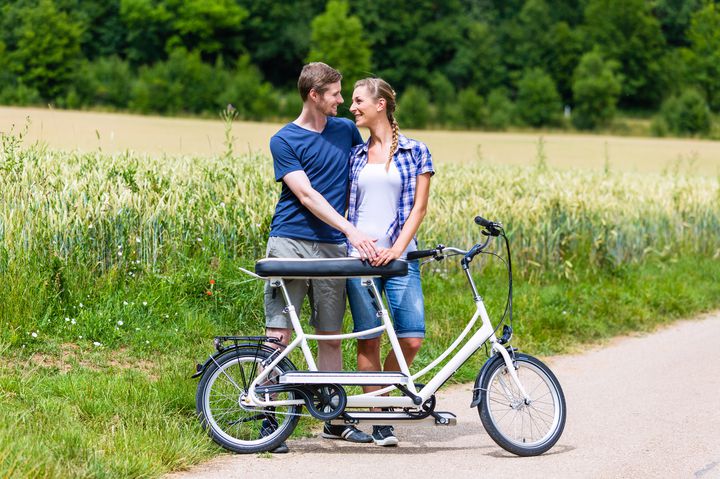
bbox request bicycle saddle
[254,257,408,278]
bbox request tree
[685,3,720,111]
[456,88,486,128]
[516,68,562,127]
[583,0,666,107]
[2,0,83,100]
[572,50,622,130]
[306,0,371,99]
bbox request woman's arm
[372,172,432,266]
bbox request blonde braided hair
[354,77,399,172]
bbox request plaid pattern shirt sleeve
[347,134,435,254]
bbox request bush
[130,48,221,114]
[456,88,486,128]
[398,86,431,129]
[486,88,515,130]
[658,89,712,136]
[427,72,456,126]
[516,68,562,127]
[572,50,622,130]
[216,56,278,121]
[73,56,134,109]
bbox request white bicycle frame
[241,250,529,411]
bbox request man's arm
[283,170,378,260]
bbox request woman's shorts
[346,259,425,340]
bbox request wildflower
[118,251,123,256]
[117,320,124,326]
[209,279,215,285]
[31,332,38,338]
[123,301,128,306]
[196,237,202,242]
[93,341,102,347]
[78,335,83,339]
[143,301,148,306]
[136,237,141,243]
[219,202,225,208]
[145,340,150,344]
[65,317,70,322]
[206,290,213,296]
[135,327,140,331]
[71,319,76,325]
[79,302,84,308]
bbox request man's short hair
[298,62,342,101]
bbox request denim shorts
[346,260,425,339]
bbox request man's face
[313,81,343,116]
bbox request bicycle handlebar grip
[474,215,493,228]
[406,249,436,260]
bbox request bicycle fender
[191,343,285,379]
[470,348,517,408]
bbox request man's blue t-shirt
[269,116,363,243]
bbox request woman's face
[350,86,383,128]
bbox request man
[262,62,378,452]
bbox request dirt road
[167,314,720,479]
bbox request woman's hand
[371,246,403,266]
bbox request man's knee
[317,338,341,351]
[266,327,291,346]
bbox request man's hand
[346,227,379,261]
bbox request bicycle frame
[242,254,530,411]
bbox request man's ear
[308,88,319,103]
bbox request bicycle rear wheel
[478,353,566,456]
[196,347,301,453]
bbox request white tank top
[352,162,417,258]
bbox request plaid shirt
[347,134,435,254]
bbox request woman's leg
[382,260,425,370]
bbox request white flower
[219,202,225,208]
[71,319,76,325]
[93,341,102,347]
[78,335,83,339]
[65,317,70,322]
[123,301,128,306]
[31,332,38,338]
[135,327,140,331]
[145,340,150,344]
[142,301,148,306]
[88,224,94,229]
[118,251,123,256]
[117,320,124,326]
[79,303,84,308]
[196,237,202,242]
[136,237,141,243]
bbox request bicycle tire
[478,353,566,456]
[196,347,301,453]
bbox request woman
[346,77,434,447]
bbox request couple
[263,62,434,452]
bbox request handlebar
[406,215,504,266]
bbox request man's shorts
[263,236,347,332]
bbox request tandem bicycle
[193,215,567,456]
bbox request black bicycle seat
[254,257,408,278]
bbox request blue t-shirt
[269,116,363,243]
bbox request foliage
[572,49,622,130]
[486,89,515,130]
[582,0,666,107]
[306,0,371,99]
[456,88,486,129]
[397,86,431,129]
[0,0,83,99]
[657,88,712,136]
[516,69,562,127]
[685,3,720,112]
[0,0,716,135]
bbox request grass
[1,124,719,477]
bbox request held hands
[347,228,379,261]
[371,246,402,267]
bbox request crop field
[1,109,720,478]
[2,106,720,174]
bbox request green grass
[2,253,720,478]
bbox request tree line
[0,0,718,136]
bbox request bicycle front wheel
[196,347,301,453]
[478,353,566,456]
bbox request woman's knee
[402,337,423,354]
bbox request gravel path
[168,314,720,479]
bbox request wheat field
[2,106,720,174]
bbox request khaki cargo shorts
[263,236,347,332]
